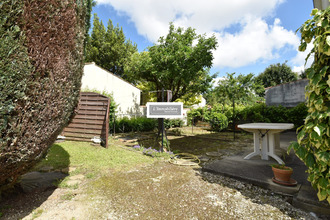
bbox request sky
[91,0,315,80]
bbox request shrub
[287,103,308,129]
[209,112,228,132]
[188,103,307,131]
[115,117,157,133]
[0,0,91,190]
[164,119,184,129]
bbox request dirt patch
[1,162,316,219]
[0,129,319,219]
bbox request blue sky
[92,0,314,80]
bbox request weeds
[60,192,76,201]
[31,208,43,219]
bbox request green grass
[34,141,155,174]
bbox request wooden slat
[62,92,110,147]
[76,109,106,115]
[71,118,104,125]
[78,105,107,111]
[66,123,104,130]
[63,132,96,139]
[74,115,105,120]
[63,127,104,135]
[80,95,108,100]
[79,101,108,105]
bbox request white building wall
[81,63,142,117]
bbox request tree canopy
[125,23,218,102]
[85,14,137,77]
[256,62,298,88]
[205,73,264,106]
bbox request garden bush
[188,103,308,131]
[209,112,228,132]
[187,107,229,131]
[0,0,92,191]
[164,119,184,129]
[115,117,157,133]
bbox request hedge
[0,0,92,192]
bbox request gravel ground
[0,161,318,220]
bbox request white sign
[146,102,183,118]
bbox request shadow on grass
[137,129,253,158]
[0,143,70,219]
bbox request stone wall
[265,79,308,107]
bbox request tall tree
[85,14,137,77]
[125,23,218,102]
[256,62,298,88]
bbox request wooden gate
[62,92,110,147]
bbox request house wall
[265,79,308,107]
[81,63,142,117]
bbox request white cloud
[213,17,299,68]
[96,0,300,69]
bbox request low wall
[265,79,308,107]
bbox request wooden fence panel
[62,92,110,147]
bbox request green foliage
[206,72,264,130]
[288,7,330,204]
[238,103,307,129]
[164,119,184,129]
[115,117,157,133]
[209,112,228,132]
[85,14,137,77]
[188,103,307,131]
[125,23,217,102]
[187,107,229,131]
[256,62,298,88]
[206,73,265,106]
[0,0,91,190]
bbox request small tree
[288,7,330,204]
[125,23,217,103]
[125,23,217,151]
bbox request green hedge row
[0,0,90,191]
[188,103,308,131]
[113,117,157,133]
[112,117,185,133]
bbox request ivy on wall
[289,7,330,204]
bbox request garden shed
[62,92,110,147]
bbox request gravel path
[0,161,317,220]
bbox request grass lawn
[33,140,155,175]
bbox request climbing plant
[288,7,330,204]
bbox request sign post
[146,102,183,119]
[146,102,183,152]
